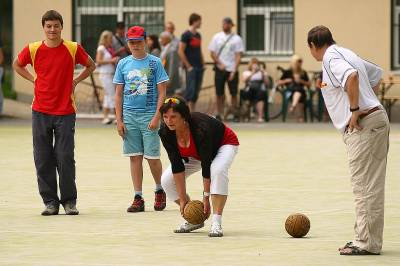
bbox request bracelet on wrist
[350,106,360,112]
[203,191,210,197]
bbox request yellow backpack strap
[28,41,43,69]
[63,40,78,64]
[63,40,79,112]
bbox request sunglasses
[164,97,180,104]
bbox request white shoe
[208,223,223,237]
[173,221,204,233]
[102,118,112,125]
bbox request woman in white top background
[241,58,270,122]
[96,30,119,124]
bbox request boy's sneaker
[41,203,59,216]
[208,223,223,237]
[174,221,204,233]
[154,189,166,211]
[63,202,79,215]
[127,195,145,213]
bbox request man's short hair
[189,13,201,26]
[42,10,63,27]
[307,25,336,48]
[116,22,125,29]
[160,31,172,41]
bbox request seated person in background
[241,58,270,122]
[314,71,330,121]
[277,54,311,122]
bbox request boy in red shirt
[13,10,95,216]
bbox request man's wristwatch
[203,191,210,197]
[350,106,360,112]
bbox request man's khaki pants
[343,109,390,253]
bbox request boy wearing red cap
[13,10,96,216]
[113,26,169,212]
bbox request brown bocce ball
[285,213,310,238]
[183,200,206,225]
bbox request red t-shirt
[178,132,201,160]
[178,126,239,160]
[18,40,89,115]
[221,126,240,146]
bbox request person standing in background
[165,21,180,50]
[178,13,204,111]
[160,31,180,96]
[209,17,244,121]
[96,30,119,124]
[112,22,129,59]
[146,34,161,57]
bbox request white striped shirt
[321,45,382,132]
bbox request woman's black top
[280,68,309,92]
[159,112,226,179]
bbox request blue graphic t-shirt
[113,54,169,113]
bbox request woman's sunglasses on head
[164,98,180,104]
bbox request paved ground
[0,120,399,266]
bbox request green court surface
[0,120,399,266]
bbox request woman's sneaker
[174,221,204,233]
[208,223,223,237]
[127,195,145,212]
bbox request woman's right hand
[180,198,188,216]
[117,120,126,138]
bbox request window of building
[239,0,293,57]
[392,0,400,69]
[73,0,164,58]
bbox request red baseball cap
[126,26,146,41]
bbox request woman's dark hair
[159,96,191,122]
[42,10,63,27]
[307,25,335,48]
[147,34,161,51]
[189,13,201,26]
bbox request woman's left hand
[203,197,211,219]
[148,117,160,131]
